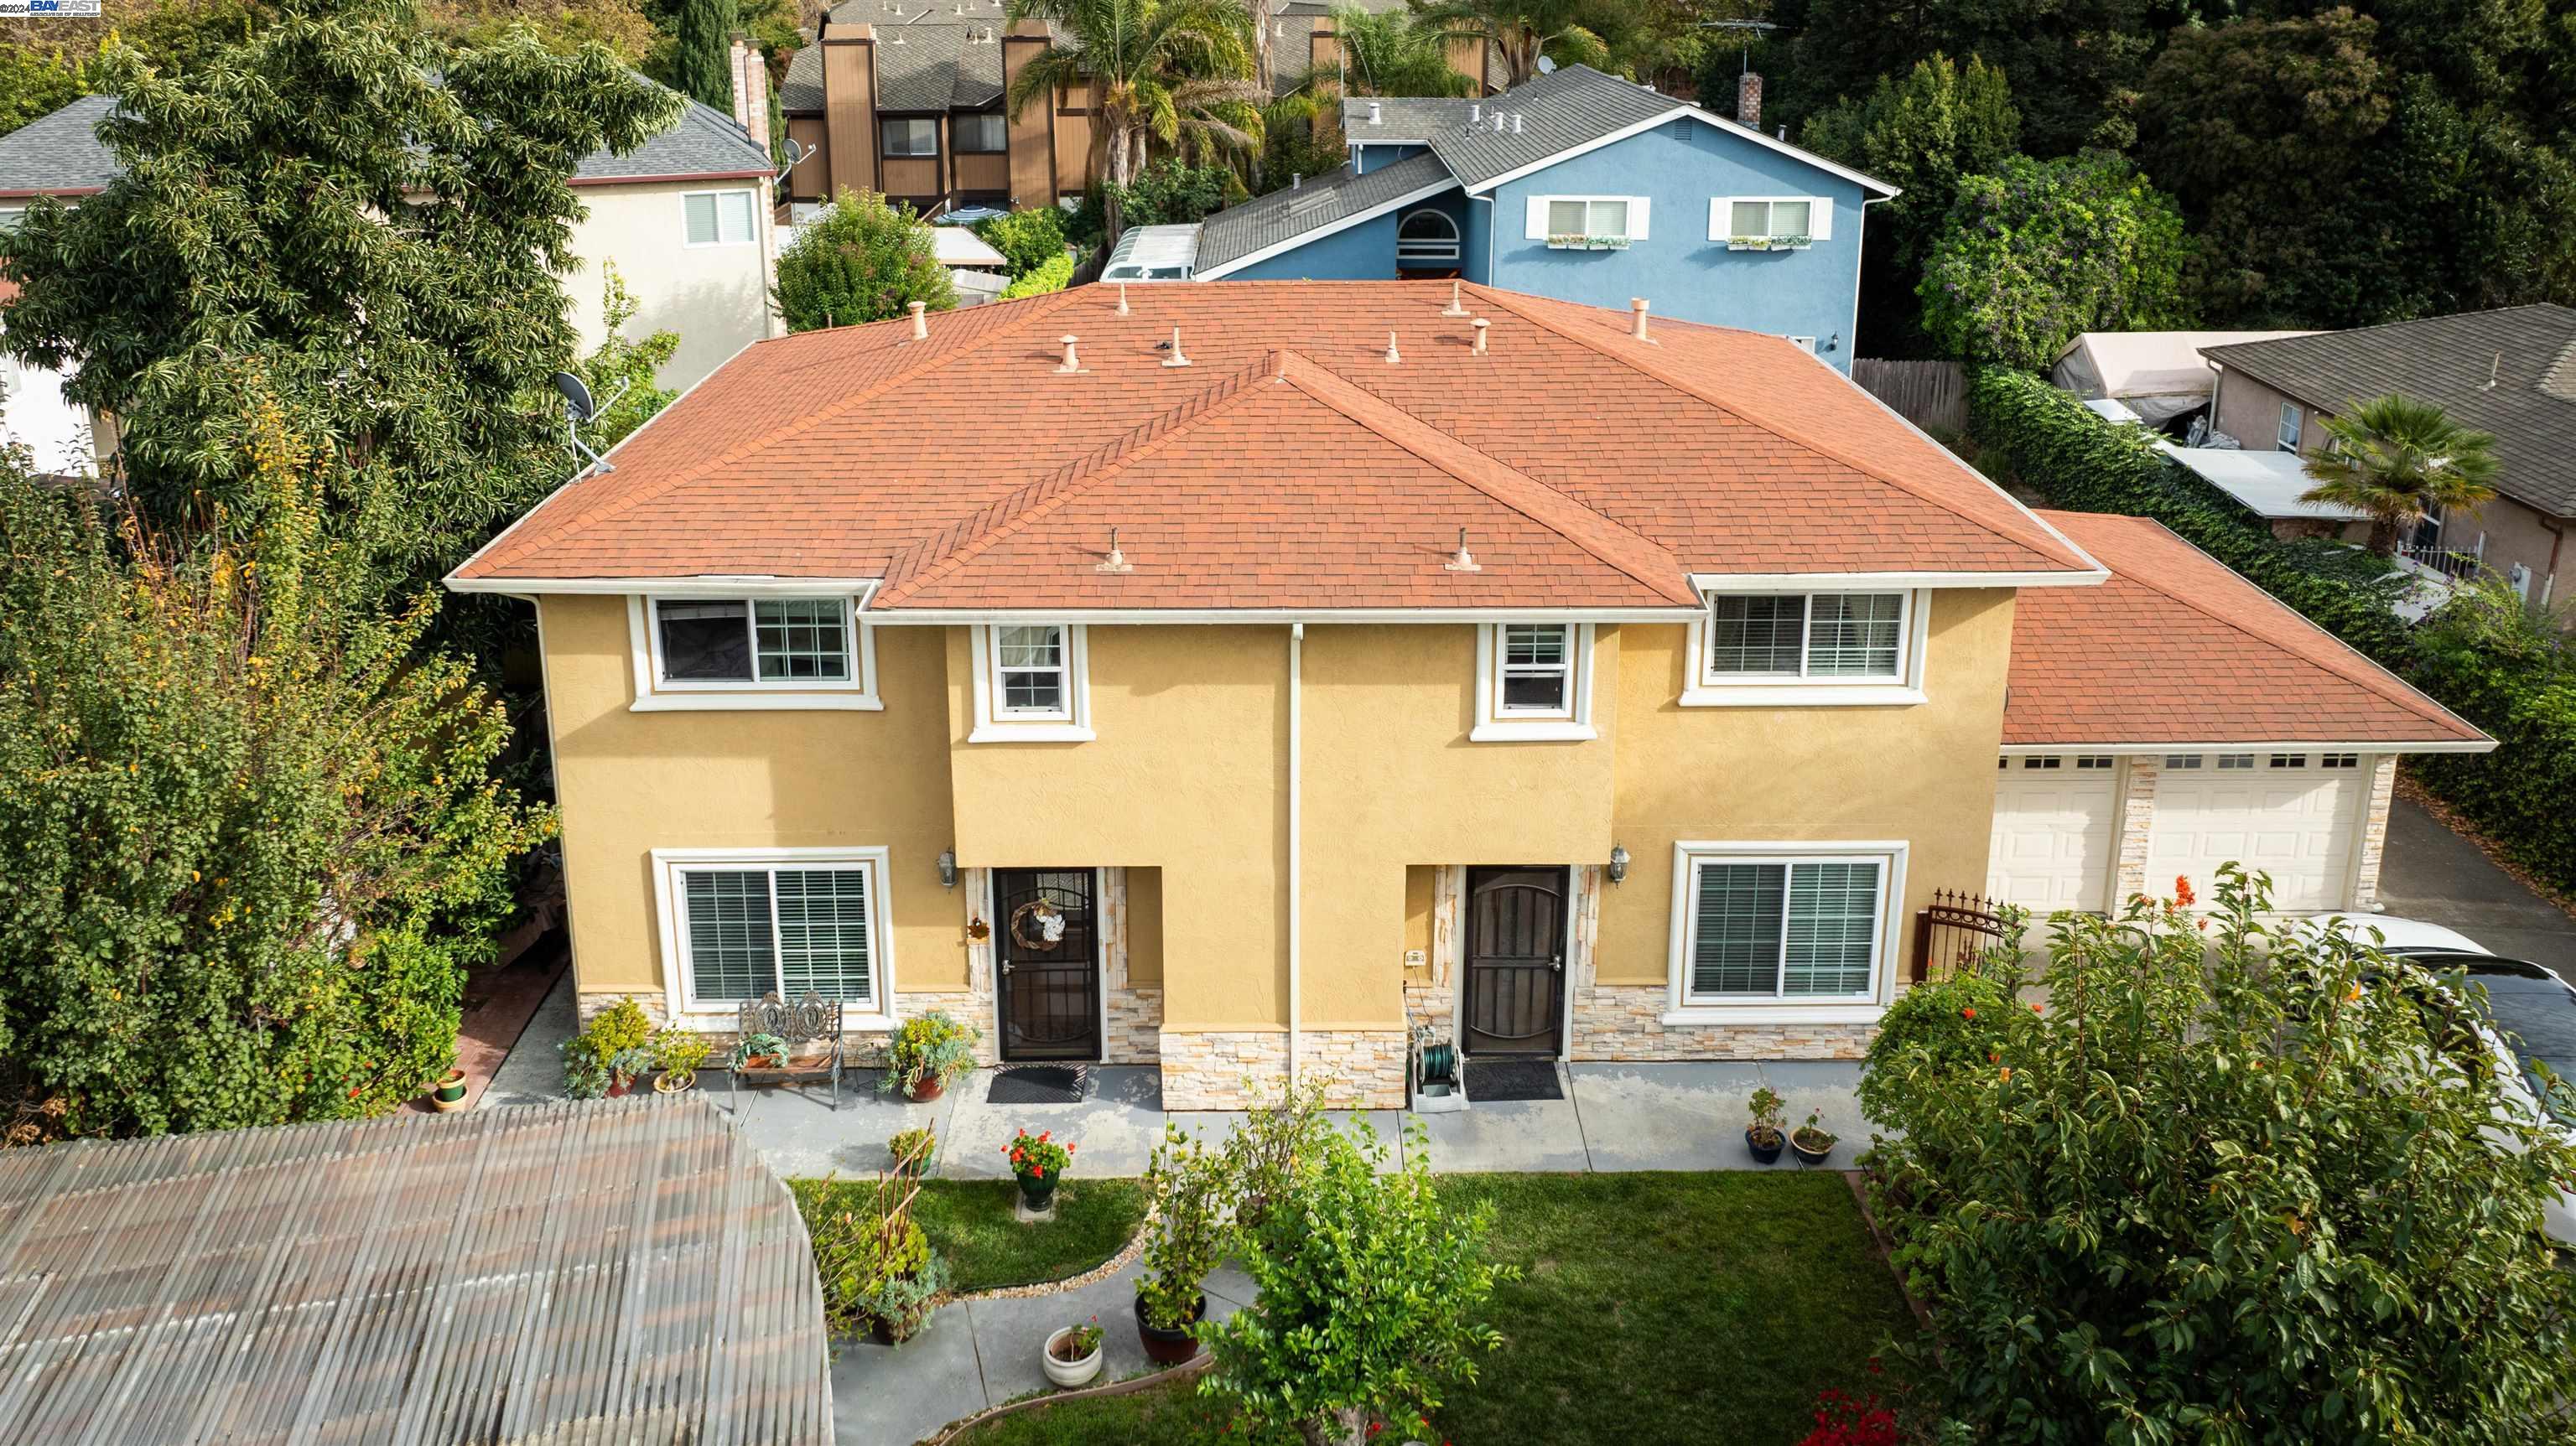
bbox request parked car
[2314,915,2576,1242]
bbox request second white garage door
[2147,754,2367,912]
[1987,756,2121,914]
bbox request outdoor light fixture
[937,849,958,889]
[1607,845,1630,884]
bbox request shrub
[1137,1122,1231,1331]
[877,1009,979,1096]
[1866,868,2576,1438]
[999,252,1075,300]
[972,206,1067,278]
[889,1126,937,1174]
[1217,1070,1337,1224]
[2407,578,2576,894]
[1005,1127,1072,1183]
[795,1176,949,1343]
[1854,968,2033,1139]
[1202,1117,1514,1446]
[1919,152,2192,370]
[560,996,652,1096]
[649,1025,713,1080]
[773,189,955,332]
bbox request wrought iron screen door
[993,868,1102,1061]
[1462,867,1567,1056]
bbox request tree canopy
[1917,150,2191,371]
[773,189,957,332]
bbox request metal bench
[729,992,846,1110]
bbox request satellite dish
[775,137,808,184]
[1537,55,1557,73]
[552,371,597,422]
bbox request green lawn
[958,1171,1921,1445]
[792,1176,1148,1294]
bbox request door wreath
[1009,899,1069,951]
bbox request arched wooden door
[1462,867,1566,1057]
[993,868,1101,1061]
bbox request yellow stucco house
[449,280,2488,1109]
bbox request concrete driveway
[2376,796,2576,978]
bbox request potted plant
[429,1068,470,1112]
[1789,1109,1838,1166]
[878,1010,979,1102]
[559,996,654,1101]
[1007,1127,1073,1210]
[652,1027,714,1092]
[1135,1123,1230,1365]
[734,1031,789,1070]
[889,1126,937,1177]
[605,1047,655,1097]
[1043,1316,1105,1388]
[1746,1086,1786,1164]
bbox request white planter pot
[1042,1327,1104,1388]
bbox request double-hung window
[658,849,889,1017]
[1712,196,1831,248]
[1473,623,1594,739]
[953,112,1006,153]
[1687,590,1919,705]
[1530,195,1644,248]
[2277,402,2303,452]
[971,623,1092,740]
[635,595,879,710]
[683,189,756,246]
[883,118,939,158]
[1673,847,1893,1009]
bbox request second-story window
[655,599,855,684]
[1473,623,1595,740]
[683,189,756,246]
[1712,196,1832,249]
[883,119,939,158]
[1537,196,1641,248]
[994,624,1070,718]
[1706,593,1905,680]
[2277,402,2303,452]
[954,112,1005,153]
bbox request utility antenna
[552,371,631,481]
[1696,18,1777,75]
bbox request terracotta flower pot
[431,1070,470,1112]
[1134,1291,1205,1366]
[605,1074,632,1099]
[907,1076,944,1103]
[654,1070,695,1094]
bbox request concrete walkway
[2378,795,2576,979]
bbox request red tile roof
[453,281,2100,607]
[2005,512,2488,749]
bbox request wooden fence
[1853,359,1967,435]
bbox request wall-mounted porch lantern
[937,848,958,889]
[1607,845,1630,884]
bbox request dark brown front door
[1462,867,1566,1056]
[994,868,1102,1061]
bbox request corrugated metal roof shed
[0,1096,830,1445]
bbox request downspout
[1287,621,1303,1081]
[1849,194,1892,369]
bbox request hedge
[1966,365,2576,896]
[998,252,1073,301]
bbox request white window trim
[1661,839,1906,1024]
[2277,402,2303,452]
[626,595,881,712]
[969,623,1094,742]
[651,845,897,1031]
[682,188,757,248]
[1681,588,1928,707]
[1712,195,1825,250]
[1471,622,1597,741]
[1529,194,1649,246]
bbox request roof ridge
[470,290,1084,577]
[872,349,1287,606]
[1274,351,1696,604]
[2086,515,2473,736]
[1467,286,2088,572]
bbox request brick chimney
[730,34,771,150]
[1737,71,1763,132]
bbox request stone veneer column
[2111,756,2160,904]
[1156,1029,1407,1109]
[2350,754,2400,910]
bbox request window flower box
[1545,233,1629,251]
[1727,234,1813,251]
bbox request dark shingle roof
[2202,305,2576,516]
[0,82,768,197]
[0,94,120,196]
[1196,149,1453,273]
[785,1,1050,115]
[782,44,824,111]
[1347,64,1675,188]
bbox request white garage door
[1987,755,2121,913]
[2148,753,2367,912]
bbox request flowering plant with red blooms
[1795,1388,1900,1446]
[2173,874,2195,908]
[1005,1127,1072,1182]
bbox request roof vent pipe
[1471,318,1489,355]
[1291,172,1301,189]
[1368,100,1383,126]
[1492,111,1504,132]
[1470,101,1482,125]
[1512,113,1524,134]
[909,300,928,341]
[1442,277,1468,317]
[1777,124,1786,140]
[1444,526,1481,572]
[1384,330,1402,364]
[1629,297,1649,341]
[1162,326,1192,367]
[1057,334,1081,373]
[1116,282,1130,315]
[1098,526,1133,573]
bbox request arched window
[1396,208,1461,267]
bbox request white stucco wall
[562,178,781,392]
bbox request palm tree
[2298,394,2501,558]
[1316,3,1480,98]
[1407,0,1608,89]
[1005,0,1266,240]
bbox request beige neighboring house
[2202,306,2576,605]
[0,54,782,421]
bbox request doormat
[1464,1060,1563,1102]
[987,1065,1086,1106]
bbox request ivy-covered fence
[1966,366,2576,896]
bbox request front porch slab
[940,1066,1171,1180]
[1405,1067,1592,1173]
[1568,1061,1789,1172]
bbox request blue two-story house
[1098,65,1897,371]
